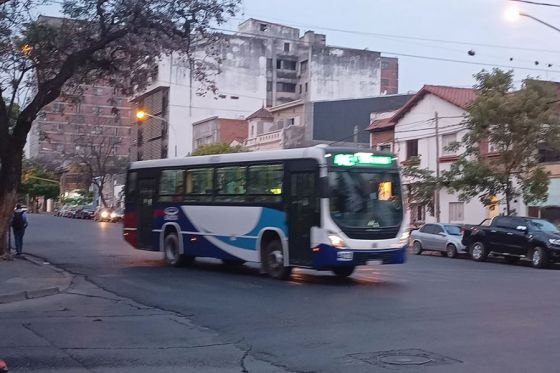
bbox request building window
[266,58,273,69]
[305,82,308,92]
[442,133,456,156]
[539,144,560,163]
[276,59,296,71]
[260,23,269,32]
[449,202,465,222]
[410,204,425,224]
[266,81,272,92]
[488,141,499,153]
[287,118,295,127]
[230,96,239,100]
[284,42,290,52]
[92,106,102,115]
[276,59,282,69]
[300,60,308,73]
[299,85,302,94]
[276,82,297,93]
[56,144,64,153]
[94,87,104,96]
[378,143,392,152]
[406,139,418,159]
[52,103,65,113]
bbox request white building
[131,18,399,160]
[389,85,528,226]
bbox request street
[3,214,560,372]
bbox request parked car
[110,207,124,223]
[94,207,113,222]
[410,223,466,258]
[66,206,79,218]
[462,216,560,268]
[75,205,96,220]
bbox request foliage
[444,69,560,214]
[19,159,60,200]
[0,0,240,254]
[401,164,439,215]
[191,143,249,156]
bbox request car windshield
[328,170,403,229]
[529,219,559,234]
[444,225,462,235]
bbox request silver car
[410,223,466,258]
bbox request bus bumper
[312,244,407,269]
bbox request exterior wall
[192,117,219,151]
[371,129,394,150]
[307,47,382,102]
[217,119,248,145]
[394,93,527,225]
[29,84,132,162]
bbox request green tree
[445,69,560,215]
[401,164,439,217]
[0,0,240,255]
[19,159,60,211]
[191,143,249,156]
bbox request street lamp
[505,5,560,33]
[135,109,178,157]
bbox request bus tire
[264,240,292,280]
[332,266,355,278]
[164,232,193,267]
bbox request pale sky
[41,0,560,93]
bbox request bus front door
[137,178,156,250]
[288,171,318,266]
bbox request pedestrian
[11,204,28,256]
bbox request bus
[123,146,408,279]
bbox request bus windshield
[328,170,403,230]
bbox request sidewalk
[0,254,73,304]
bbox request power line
[237,14,560,55]
[213,27,560,74]
[510,0,560,7]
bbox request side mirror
[516,225,528,232]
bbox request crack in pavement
[22,323,94,372]
[62,342,234,351]
[240,344,252,373]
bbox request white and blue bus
[123,146,408,279]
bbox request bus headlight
[110,212,117,219]
[101,211,109,219]
[390,231,410,248]
[328,232,346,249]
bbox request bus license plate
[337,252,353,261]
[367,260,382,265]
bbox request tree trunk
[0,147,23,257]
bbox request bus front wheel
[332,266,355,278]
[164,233,194,267]
[264,240,292,280]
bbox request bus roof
[129,145,395,170]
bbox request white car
[410,223,467,258]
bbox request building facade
[192,116,248,151]
[28,84,133,162]
[244,95,412,151]
[132,18,400,160]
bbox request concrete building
[131,18,400,160]
[28,84,133,162]
[192,117,248,151]
[244,95,412,151]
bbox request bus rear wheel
[264,240,292,280]
[332,266,355,278]
[164,233,194,267]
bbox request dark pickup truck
[462,216,560,268]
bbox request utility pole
[434,112,441,222]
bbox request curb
[0,287,61,304]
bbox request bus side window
[185,168,213,202]
[247,164,283,203]
[126,172,137,202]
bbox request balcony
[245,129,283,150]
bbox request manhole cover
[379,355,433,366]
[349,348,462,370]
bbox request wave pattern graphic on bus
[180,206,287,261]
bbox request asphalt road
[16,214,560,372]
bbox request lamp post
[505,5,560,32]
[135,110,178,157]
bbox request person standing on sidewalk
[11,204,28,256]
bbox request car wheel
[164,233,194,267]
[264,240,292,280]
[470,241,488,262]
[531,247,548,269]
[446,244,458,258]
[332,266,355,278]
[412,241,423,255]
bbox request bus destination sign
[332,153,393,167]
